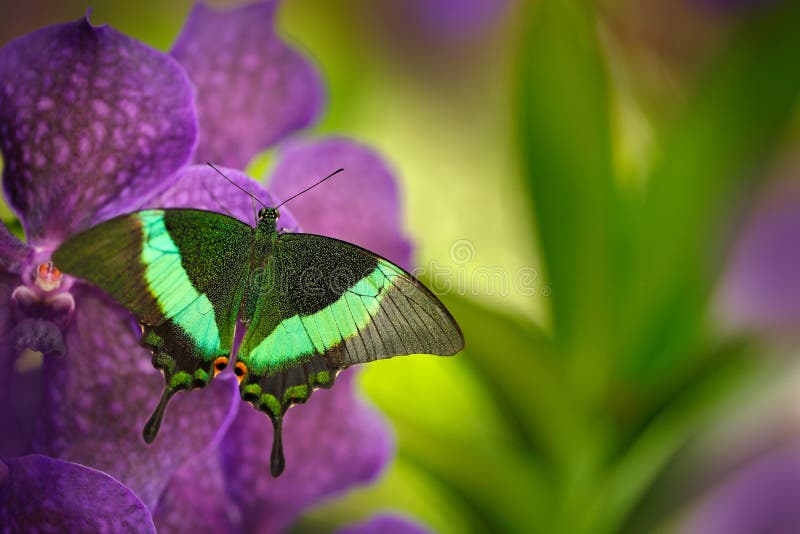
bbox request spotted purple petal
[0,220,29,274]
[0,271,17,338]
[149,164,298,232]
[30,283,239,509]
[0,271,42,458]
[685,447,800,534]
[220,370,393,532]
[268,138,413,269]
[171,1,323,169]
[718,184,800,332]
[0,454,156,533]
[0,15,197,244]
[152,451,236,534]
[336,514,433,534]
[0,350,42,457]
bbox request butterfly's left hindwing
[236,232,464,475]
[53,209,253,441]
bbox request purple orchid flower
[684,446,800,534]
[0,2,420,530]
[717,181,800,336]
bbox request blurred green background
[3,1,800,532]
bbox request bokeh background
[3,0,800,532]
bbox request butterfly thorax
[241,209,280,323]
[252,207,280,256]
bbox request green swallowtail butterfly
[52,169,464,477]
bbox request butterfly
[52,168,464,476]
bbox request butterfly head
[258,207,280,221]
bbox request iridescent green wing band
[138,211,222,357]
[245,261,399,373]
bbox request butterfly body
[53,206,463,476]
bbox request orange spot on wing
[213,356,229,377]
[234,361,248,384]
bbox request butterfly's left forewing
[237,232,464,475]
[54,209,254,441]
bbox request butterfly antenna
[206,162,269,209]
[274,168,344,210]
[250,190,258,226]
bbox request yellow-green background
[3,1,800,532]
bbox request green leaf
[394,420,552,533]
[360,350,516,457]
[516,0,619,393]
[593,342,765,534]
[439,293,579,460]
[297,458,480,534]
[361,293,579,530]
[620,0,800,378]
